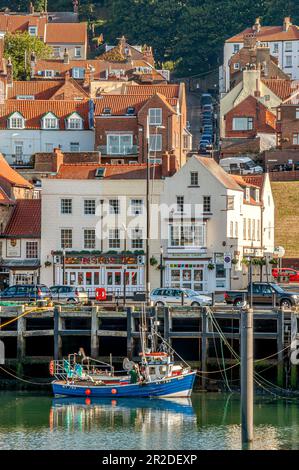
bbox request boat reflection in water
[49,397,195,435]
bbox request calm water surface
[1,392,299,450]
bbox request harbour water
[1,392,299,450]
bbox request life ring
[49,360,54,376]
[111,388,117,394]
[85,388,91,396]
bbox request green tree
[4,32,52,80]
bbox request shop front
[0,260,40,286]
[164,259,210,293]
[53,252,145,296]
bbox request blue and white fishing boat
[50,319,196,398]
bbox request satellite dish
[123,357,135,371]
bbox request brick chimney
[29,2,34,14]
[30,51,36,78]
[6,57,13,87]
[143,45,154,65]
[64,70,70,81]
[63,48,69,65]
[162,151,170,177]
[253,17,261,33]
[83,65,94,88]
[52,148,64,173]
[169,152,178,176]
[283,17,292,32]
[243,33,257,50]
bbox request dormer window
[42,112,59,130]
[72,67,85,79]
[245,187,250,201]
[8,112,25,129]
[103,107,111,115]
[28,26,37,36]
[66,112,83,129]
[44,70,54,78]
[126,107,135,115]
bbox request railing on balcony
[9,154,34,168]
[98,145,139,156]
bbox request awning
[0,259,40,270]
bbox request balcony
[98,145,139,156]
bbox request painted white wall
[0,130,95,164]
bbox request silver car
[150,288,212,307]
[50,285,88,304]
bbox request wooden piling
[277,309,284,387]
[126,307,133,359]
[91,305,99,358]
[17,306,25,370]
[201,307,208,390]
[54,305,62,360]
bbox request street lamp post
[122,224,127,306]
[160,246,164,288]
[62,249,66,285]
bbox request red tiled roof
[226,25,299,43]
[0,100,90,129]
[7,80,64,100]
[45,22,87,44]
[0,13,47,38]
[0,154,32,188]
[231,174,259,188]
[125,84,179,98]
[242,175,265,189]
[52,163,163,180]
[34,59,103,78]
[0,187,15,205]
[94,93,176,116]
[262,79,299,100]
[3,199,41,237]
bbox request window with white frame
[84,199,96,215]
[26,241,38,258]
[9,113,24,129]
[61,198,72,214]
[296,108,299,119]
[107,134,133,154]
[130,199,143,215]
[149,108,162,125]
[245,187,250,201]
[109,229,120,248]
[109,199,120,215]
[72,67,85,79]
[28,26,37,36]
[230,221,234,238]
[84,229,96,249]
[75,47,81,58]
[255,189,260,202]
[70,142,80,152]
[273,43,279,54]
[149,134,162,151]
[232,117,253,131]
[169,224,206,248]
[44,70,54,78]
[285,42,292,52]
[233,63,240,70]
[243,218,247,240]
[233,44,240,53]
[131,228,143,249]
[285,55,292,67]
[235,221,238,238]
[257,220,260,241]
[42,113,58,129]
[61,229,73,248]
[53,46,61,57]
[190,171,199,186]
[248,219,251,240]
[67,114,83,129]
[252,219,256,240]
[293,133,299,145]
[227,196,234,210]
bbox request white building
[161,156,275,293]
[0,100,94,166]
[220,17,299,93]
[39,154,275,295]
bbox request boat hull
[52,372,196,398]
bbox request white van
[219,157,263,175]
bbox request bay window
[169,224,206,248]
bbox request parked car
[0,284,51,302]
[150,288,212,307]
[224,282,299,308]
[272,268,299,282]
[201,134,213,143]
[201,93,213,106]
[50,285,88,303]
[219,156,263,175]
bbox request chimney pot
[63,48,69,65]
[283,17,292,32]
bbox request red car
[272,268,299,282]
